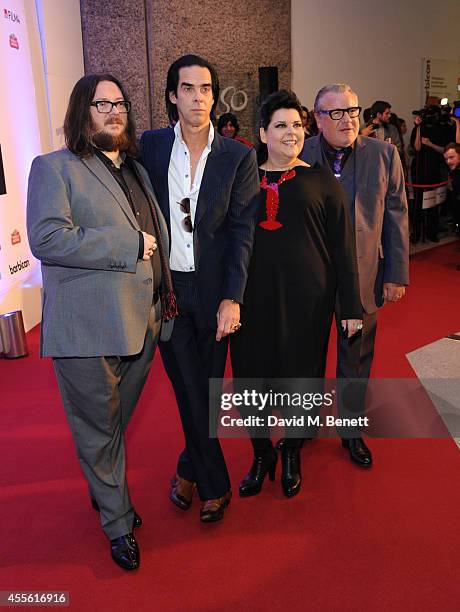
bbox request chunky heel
[281,448,301,498]
[239,448,278,497]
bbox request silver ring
[356,323,363,330]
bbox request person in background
[217,112,253,147]
[410,107,454,243]
[444,142,460,238]
[370,100,404,156]
[300,104,318,139]
[389,112,408,177]
[360,107,377,138]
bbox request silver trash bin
[0,310,29,358]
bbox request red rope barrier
[405,180,449,188]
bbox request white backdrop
[0,1,42,329]
[0,0,83,331]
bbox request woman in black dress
[230,90,362,498]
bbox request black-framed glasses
[90,100,131,114]
[178,198,193,233]
[317,106,362,120]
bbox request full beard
[91,122,131,152]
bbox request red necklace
[259,168,296,230]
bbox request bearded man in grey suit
[299,83,409,467]
[27,74,176,571]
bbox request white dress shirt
[168,121,214,271]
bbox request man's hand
[341,319,363,338]
[142,232,157,260]
[216,299,240,341]
[383,282,405,302]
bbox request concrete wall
[80,0,291,141]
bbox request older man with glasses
[295,83,409,466]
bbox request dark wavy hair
[371,100,391,116]
[257,89,303,165]
[217,112,240,136]
[444,142,460,155]
[165,54,219,124]
[64,73,138,158]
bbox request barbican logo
[9,259,30,275]
[3,9,20,23]
[11,229,20,245]
[9,33,19,49]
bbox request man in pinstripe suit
[141,55,259,522]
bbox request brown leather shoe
[170,474,196,510]
[200,491,232,523]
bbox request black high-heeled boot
[239,447,278,497]
[281,448,301,498]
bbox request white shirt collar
[174,121,214,151]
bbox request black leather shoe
[341,437,372,468]
[239,448,277,497]
[170,475,196,510]
[91,498,142,529]
[281,448,301,498]
[275,437,310,451]
[200,491,232,523]
[110,532,140,571]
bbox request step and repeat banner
[0,1,42,326]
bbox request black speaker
[0,145,6,196]
[258,67,278,103]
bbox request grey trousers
[53,300,161,539]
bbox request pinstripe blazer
[27,149,171,357]
[140,128,260,327]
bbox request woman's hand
[341,319,363,338]
[360,124,376,137]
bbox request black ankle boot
[281,448,301,498]
[275,437,307,451]
[239,447,278,497]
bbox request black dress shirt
[95,150,161,292]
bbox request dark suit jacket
[301,135,409,314]
[140,128,260,326]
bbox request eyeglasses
[90,100,131,114]
[317,106,362,120]
[178,198,193,233]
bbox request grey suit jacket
[27,149,171,357]
[301,135,409,313]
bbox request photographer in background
[444,142,460,236]
[410,105,455,243]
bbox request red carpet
[1,242,460,611]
